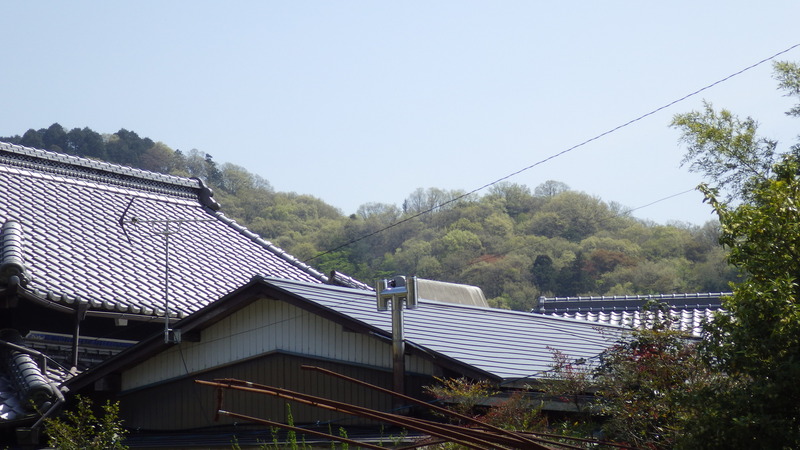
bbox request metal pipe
[197,379,496,450]
[392,293,405,396]
[217,410,389,450]
[301,365,555,449]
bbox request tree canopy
[669,60,800,448]
[2,124,733,311]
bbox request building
[535,292,729,337]
[0,141,330,443]
[68,276,621,443]
[0,141,622,446]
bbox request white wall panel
[123,296,399,390]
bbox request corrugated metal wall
[118,353,433,430]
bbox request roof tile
[0,141,328,319]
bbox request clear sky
[2,2,799,225]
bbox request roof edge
[213,213,328,283]
[0,141,202,200]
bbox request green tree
[42,123,69,153]
[533,180,570,198]
[139,142,179,173]
[672,101,776,202]
[594,325,702,449]
[19,128,45,148]
[531,254,558,295]
[486,181,538,218]
[67,126,107,159]
[671,60,800,448]
[684,158,800,447]
[556,251,594,296]
[536,191,610,242]
[44,395,128,450]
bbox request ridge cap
[0,141,202,197]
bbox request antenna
[118,198,216,344]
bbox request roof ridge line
[540,292,732,302]
[0,141,201,199]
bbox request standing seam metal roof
[261,277,623,382]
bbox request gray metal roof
[263,278,623,383]
[0,141,328,319]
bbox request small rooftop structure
[416,278,489,307]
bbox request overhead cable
[304,42,800,263]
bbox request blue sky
[2,2,799,225]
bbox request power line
[456,187,700,275]
[304,42,800,263]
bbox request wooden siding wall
[118,353,436,430]
[123,296,435,391]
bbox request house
[0,140,622,446]
[535,292,730,337]
[67,276,622,442]
[0,141,331,443]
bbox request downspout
[71,302,89,370]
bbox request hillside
[2,124,736,310]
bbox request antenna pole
[163,227,171,344]
[117,198,216,344]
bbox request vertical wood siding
[118,353,435,430]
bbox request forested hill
[2,124,736,310]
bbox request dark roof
[535,292,730,337]
[0,141,328,320]
[549,309,718,338]
[536,292,728,314]
[0,329,70,423]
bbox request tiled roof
[536,292,728,313]
[0,330,71,423]
[535,293,729,337]
[263,278,623,383]
[0,141,328,319]
[550,309,718,337]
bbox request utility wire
[457,187,700,274]
[166,44,798,408]
[304,42,800,264]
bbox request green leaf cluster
[669,60,800,448]
[44,395,128,450]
